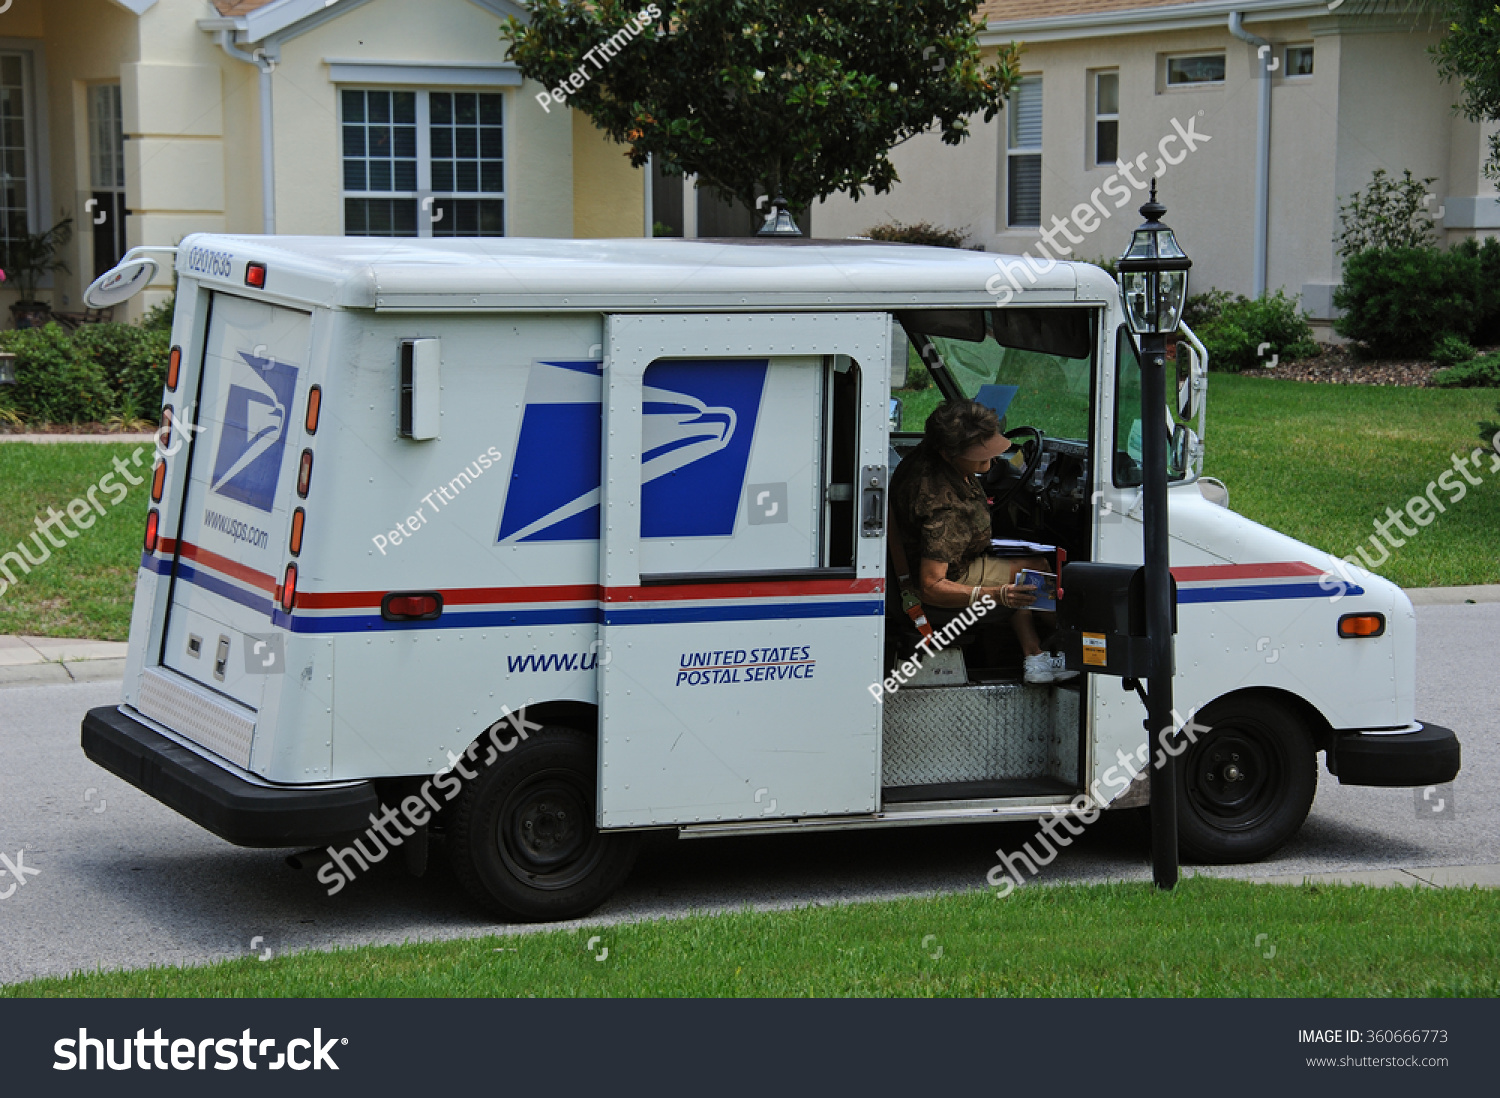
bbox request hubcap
[495,769,604,889]
[1184,727,1284,830]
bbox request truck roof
[176,235,1107,312]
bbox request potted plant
[4,217,73,328]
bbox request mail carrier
[81,236,1461,921]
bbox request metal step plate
[882,682,1079,788]
[136,667,255,770]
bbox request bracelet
[970,585,982,607]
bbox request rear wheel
[1175,696,1316,864]
[448,724,639,921]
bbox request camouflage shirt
[889,440,991,581]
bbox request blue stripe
[1179,581,1364,604]
[139,552,171,575]
[275,606,600,633]
[175,561,277,617]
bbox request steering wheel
[984,425,1045,510]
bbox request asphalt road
[1,603,1494,986]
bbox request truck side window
[1113,325,1186,487]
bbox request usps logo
[498,358,766,542]
[208,350,299,514]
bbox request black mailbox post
[1057,563,1176,680]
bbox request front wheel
[1175,696,1317,864]
[448,725,639,921]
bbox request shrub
[1195,289,1320,372]
[1081,254,1118,278]
[864,220,971,249]
[1450,236,1500,345]
[71,323,170,419]
[1182,288,1241,330]
[0,323,112,423]
[1335,169,1438,257]
[139,295,175,332]
[1333,246,1479,357]
[1433,351,1500,387]
[1431,333,1478,369]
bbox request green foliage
[1181,287,1240,330]
[1431,333,1478,369]
[1,217,73,303]
[1334,246,1480,356]
[1080,254,1118,278]
[0,323,112,423]
[1433,350,1500,387]
[1433,0,1500,179]
[864,219,971,248]
[71,323,170,418]
[505,1,1022,219]
[1335,169,1438,257]
[1449,235,1500,343]
[139,295,176,332]
[1195,289,1319,372]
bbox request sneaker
[1049,653,1080,682]
[1023,652,1056,684]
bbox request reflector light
[167,346,181,391]
[381,592,444,621]
[290,507,305,556]
[305,385,322,434]
[297,449,313,497]
[245,262,267,288]
[144,509,159,552]
[1338,613,1385,638]
[280,563,298,611]
[151,460,166,503]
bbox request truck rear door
[158,291,313,709]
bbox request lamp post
[1116,181,1192,890]
[756,195,802,237]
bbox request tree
[1334,169,1438,257]
[1434,0,1500,178]
[505,0,1022,225]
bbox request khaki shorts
[925,556,1015,638]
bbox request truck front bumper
[1329,722,1461,788]
[82,705,379,848]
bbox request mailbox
[1057,562,1176,678]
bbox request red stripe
[174,539,278,594]
[297,584,600,611]
[606,577,883,602]
[1171,561,1324,583]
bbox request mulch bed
[1239,343,1457,387]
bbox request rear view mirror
[1175,331,1206,421]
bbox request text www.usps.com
[54,1028,344,1071]
[203,508,270,549]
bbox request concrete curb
[1192,864,1500,889]
[0,658,127,688]
[1404,584,1500,605]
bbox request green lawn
[6,878,1495,997]
[1203,376,1500,588]
[0,442,152,640]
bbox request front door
[596,313,890,828]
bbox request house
[0,0,648,321]
[811,0,1500,337]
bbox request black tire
[447,724,639,921]
[1175,696,1317,864]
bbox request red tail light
[245,262,267,288]
[166,346,181,391]
[151,460,166,503]
[280,563,298,611]
[382,592,443,621]
[144,509,159,552]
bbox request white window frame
[1092,69,1119,168]
[1284,44,1314,79]
[337,86,508,238]
[1163,52,1226,89]
[1006,75,1042,229]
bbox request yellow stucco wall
[572,111,646,238]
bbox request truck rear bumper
[1330,722,1461,788]
[82,705,379,848]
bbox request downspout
[1228,12,1270,297]
[216,30,277,235]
